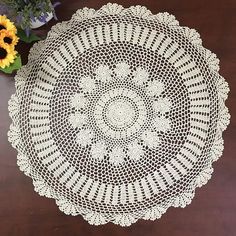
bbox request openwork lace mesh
[8,3,230,226]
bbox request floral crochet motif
[69,63,172,165]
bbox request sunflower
[0,43,17,69]
[0,15,17,34]
[0,29,19,47]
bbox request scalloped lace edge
[7,3,230,226]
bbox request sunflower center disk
[0,25,6,30]
[4,37,13,44]
[0,48,7,59]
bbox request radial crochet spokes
[68,63,172,165]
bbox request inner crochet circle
[51,45,190,182]
[105,99,136,128]
[94,87,147,139]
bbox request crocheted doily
[8,3,230,226]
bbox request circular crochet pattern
[69,65,171,165]
[8,3,230,226]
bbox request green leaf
[0,55,22,74]
[17,28,42,43]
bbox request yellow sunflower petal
[0,42,17,69]
[0,29,19,47]
[0,15,17,34]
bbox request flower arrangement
[0,0,60,37]
[0,0,60,74]
[0,15,20,73]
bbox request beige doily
[8,3,230,226]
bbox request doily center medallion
[69,63,172,165]
[94,87,147,139]
[105,98,136,128]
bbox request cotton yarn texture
[8,3,230,226]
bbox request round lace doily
[8,3,230,226]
